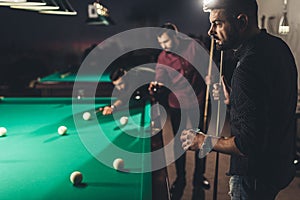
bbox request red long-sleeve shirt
[155,38,206,109]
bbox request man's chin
[216,43,231,51]
[214,39,223,50]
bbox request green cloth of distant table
[39,72,111,82]
[35,72,113,97]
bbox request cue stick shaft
[60,72,71,79]
[215,50,224,137]
[213,50,224,200]
[203,36,215,132]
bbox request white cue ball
[119,116,128,125]
[58,126,67,135]
[113,158,124,171]
[70,171,83,185]
[82,112,91,120]
[0,127,7,137]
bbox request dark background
[0,0,211,92]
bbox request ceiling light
[0,0,40,6]
[86,1,114,25]
[278,0,289,35]
[7,0,46,6]
[39,0,76,15]
[10,0,59,11]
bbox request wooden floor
[162,114,300,200]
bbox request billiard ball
[113,158,124,171]
[0,127,7,137]
[58,126,67,135]
[82,112,91,120]
[119,116,128,125]
[70,171,83,185]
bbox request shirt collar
[234,29,267,60]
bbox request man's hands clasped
[180,129,206,151]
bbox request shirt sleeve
[231,59,260,156]
[155,54,170,85]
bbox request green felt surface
[0,97,152,200]
[39,72,111,82]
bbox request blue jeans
[229,175,279,200]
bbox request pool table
[34,71,114,97]
[0,97,169,199]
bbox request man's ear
[236,14,248,32]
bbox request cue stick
[213,50,224,200]
[60,71,71,79]
[202,35,215,133]
[95,105,115,114]
[96,107,104,113]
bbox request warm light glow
[0,0,27,6]
[6,1,46,6]
[203,0,213,5]
[86,1,114,26]
[203,0,215,6]
[39,10,77,15]
[0,0,25,1]
[0,0,26,3]
[93,2,109,17]
[37,0,77,16]
[10,5,59,10]
[203,0,215,12]
[278,0,289,35]
[278,25,290,35]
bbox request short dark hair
[156,22,178,37]
[203,0,258,18]
[110,68,125,81]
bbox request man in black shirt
[181,0,298,199]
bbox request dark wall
[0,0,210,93]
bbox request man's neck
[244,26,261,41]
[233,26,260,51]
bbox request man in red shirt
[149,23,209,200]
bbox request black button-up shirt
[229,29,298,189]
